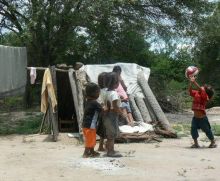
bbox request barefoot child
[103,72,126,157]
[97,72,108,151]
[189,76,217,148]
[82,83,102,158]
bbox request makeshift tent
[28,63,176,141]
[0,45,27,98]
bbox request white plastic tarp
[119,122,154,133]
[0,45,27,97]
[82,63,150,97]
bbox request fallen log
[154,127,177,138]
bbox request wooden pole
[49,66,59,141]
[39,106,48,133]
[68,69,82,134]
[26,67,68,72]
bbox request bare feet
[97,147,106,152]
[209,141,217,148]
[107,151,122,157]
[90,151,100,157]
[128,121,134,127]
[82,152,91,158]
[83,148,100,158]
[191,144,200,148]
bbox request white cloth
[119,122,154,133]
[105,90,121,109]
[30,67,37,84]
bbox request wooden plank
[49,66,59,141]
[75,70,87,135]
[68,69,82,134]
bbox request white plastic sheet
[119,122,154,133]
[82,62,150,97]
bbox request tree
[194,2,220,106]
[0,0,216,66]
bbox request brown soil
[0,133,219,181]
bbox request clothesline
[26,67,69,72]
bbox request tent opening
[56,71,79,133]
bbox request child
[82,82,102,158]
[103,72,125,157]
[112,65,134,126]
[97,72,108,151]
[189,76,217,148]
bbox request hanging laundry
[41,68,57,113]
[30,67,37,84]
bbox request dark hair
[98,72,108,89]
[204,84,214,99]
[112,65,122,74]
[105,72,119,90]
[85,82,100,98]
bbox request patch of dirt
[0,134,220,181]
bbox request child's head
[112,65,122,75]
[85,82,100,99]
[98,72,108,89]
[204,84,214,99]
[106,72,119,90]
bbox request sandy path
[0,134,220,181]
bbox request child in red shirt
[189,76,217,148]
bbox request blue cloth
[121,101,132,113]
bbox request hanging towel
[41,68,57,113]
[30,67,37,84]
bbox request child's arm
[190,76,202,90]
[188,76,197,97]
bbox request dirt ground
[0,133,220,181]
[0,108,219,181]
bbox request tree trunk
[137,71,173,131]
[143,98,157,122]
[129,95,144,122]
[134,96,152,123]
